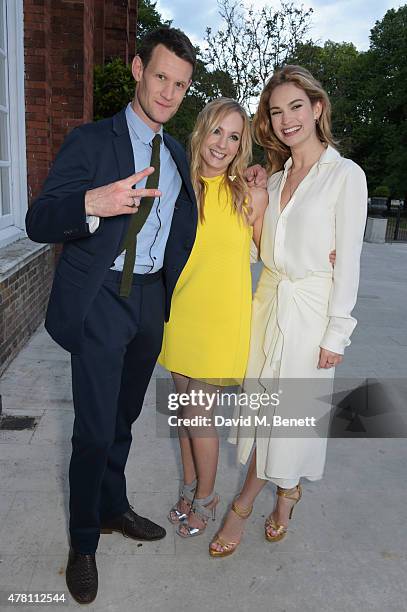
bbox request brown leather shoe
[66,548,97,604]
[100,505,166,541]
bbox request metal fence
[385,208,407,242]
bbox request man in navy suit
[26,27,198,604]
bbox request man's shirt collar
[125,102,164,145]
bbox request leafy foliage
[94,59,134,121]
[136,0,171,47]
[372,186,391,197]
[366,6,407,198]
[204,0,313,109]
[289,41,361,156]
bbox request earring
[315,116,319,124]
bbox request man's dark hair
[137,27,196,74]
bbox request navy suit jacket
[26,108,198,354]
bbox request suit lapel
[113,135,135,181]
[164,134,195,205]
[112,108,135,180]
[111,110,135,244]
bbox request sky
[156,0,403,51]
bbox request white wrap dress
[228,145,368,486]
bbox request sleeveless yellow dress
[158,174,252,385]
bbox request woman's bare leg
[171,372,196,486]
[185,379,220,498]
[210,448,266,551]
[177,379,220,533]
[265,476,301,538]
[168,372,197,522]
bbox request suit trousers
[69,269,165,553]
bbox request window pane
[0,111,8,160]
[0,55,6,107]
[0,1,4,53]
[0,166,10,215]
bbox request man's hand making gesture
[85,166,161,217]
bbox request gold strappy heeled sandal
[265,484,302,543]
[209,499,252,558]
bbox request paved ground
[0,242,406,611]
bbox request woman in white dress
[210,65,367,557]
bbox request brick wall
[24,0,137,203]
[24,0,96,202]
[84,0,95,121]
[23,0,52,203]
[0,244,53,375]
[94,0,105,66]
[103,0,137,64]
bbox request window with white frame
[0,0,28,247]
[0,0,11,228]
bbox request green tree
[94,58,134,121]
[136,0,171,47]
[289,41,362,156]
[366,5,407,198]
[204,0,313,109]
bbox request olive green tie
[119,133,161,297]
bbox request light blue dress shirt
[88,103,182,273]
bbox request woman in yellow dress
[210,66,367,557]
[158,98,268,537]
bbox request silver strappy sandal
[168,479,197,524]
[176,490,220,538]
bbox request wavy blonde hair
[252,65,336,174]
[190,98,252,222]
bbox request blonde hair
[252,65,336,174]
[190,98,252,222]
